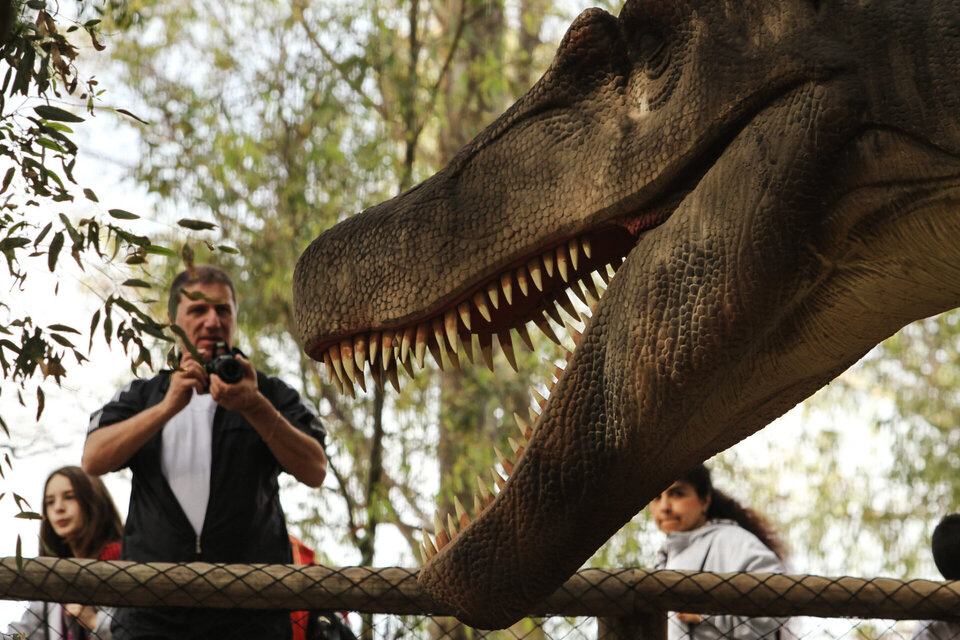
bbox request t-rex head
[294,0,960,629]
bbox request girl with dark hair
[649,464,789,640]
[6,466,123,639]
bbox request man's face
[170,282,237,362]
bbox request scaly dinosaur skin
[294,0,960,629]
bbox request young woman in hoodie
[650,464,789,640]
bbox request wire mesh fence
[1,558,959,639]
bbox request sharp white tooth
[568,238,580,271]
[479,332,494,372]
[328,346,345,384]
[598,267,611,285]
[508,436,521,454]
[532,388,548,409]
[458,301,472,331]
[431,317,447,369]
[527,258,543,291]
[491,468,505,491]
[434,511,449,548]
[400,326,415,363]
[368,332,380,366]
[418,542,428,565]
[515,267,530,297]
[444,310,459,349]
[564,320,583,345]
[486,282,500,309]
[355,370,367,393]
[454,496,469,528]
[370,366,384,392]
[477,476,494,505]
[353,335,368,371]
[495,447,514,475]
[532,313,562,345]
[445,341,461,372]
[557,293,579,320]
[401,354,415,379]
[581,237,592,259]
[343,379,356,398]
[339,340,356,383]
[556,246,569,282]
[422,529,438,556]
[513,412,531,441]
[497,331,518,372]
[415,323,429,368]
[381,330,394,366]
[447,513,459,538]
[472,291,492,323]
[542,251,555,278]
[500,272,513,306]
[529,406,540,423]
[323,350,344,394]
[515,322,534,351]
[427,338,444,371]
[474,494,484,515]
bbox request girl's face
[649,480,710,534]
[44,474,84,542]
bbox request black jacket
[88,369,326,640]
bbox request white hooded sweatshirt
[656,519,789,640]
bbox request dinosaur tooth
[445,341,461,372]
[457,301,472,331]
[582,277,600,306]
[417,542,427,566]
[507,436,522,456]
[473,494,484,516]
[556,292,578,321]
[542,250,555,278]
[498,331,518,372]
[434,511,450,549]
[597,266,611,285]
[564,320,582,346]
[447,513,459,539]
[355,369,367,393]
[415,323,430,369]
[556,245,569,282]
[400,353,415,379]
[370,365,384,392]
[495,446,514,475]
[380,330,394,366]
[568,238,580,271]
[428,318,445,370]
[544,300,565,325]
[478,332,494,372]
[343,379,356,398]
[454,496,469,529]
[400,326,415,363]
[460,332,475,364]
[328,345,345,384]
[368,331,380,367]
[472,290,492,323]
[422,529,437,558]
[486,281,500,309]
[500,272,513,306]
[531,312,562,345]
[580,237,592,259]
[527,258,544,291]
[513,412,531,442]
[515,266,530,297]
[477,476,494,506]
[529,406,540,423]
[491,468,505,492]
[444,309,459,348]
[339,339,356,383]
[532,388,548,410]
[353,334,367,371]
[515,322,534,351]
[323,350,344,394]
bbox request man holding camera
[83,265,327,640]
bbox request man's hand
[163,352,208,413]
[209,354,261,413]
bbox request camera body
[205,342,245,384]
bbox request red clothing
[289,536,315,640]
[98,542,122,561]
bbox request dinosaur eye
[635,28,670,79]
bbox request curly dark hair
[40,466,123,559]
[681,464,787,561]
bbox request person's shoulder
[708,520,767,549]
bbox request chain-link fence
[2,558,959,639]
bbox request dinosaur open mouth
[311,222,653,397]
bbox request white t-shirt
[161,391,217,535]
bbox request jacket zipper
[196,536,202,556]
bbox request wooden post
[598,611,666,640]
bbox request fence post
[598,611,666,640]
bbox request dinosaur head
[294,0,960,629]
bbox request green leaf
[108,208,140,220]
[177,218,217,231]
[48,324,80,334]
[122,279,152,288]
[33,105,84,123]
[144,245,178,257]
[16,535,23,573]
[34,222,52,248]
[47,231,63,271]
[14,511,42,520]
[217,245,240,254]
[0,167,14,195]
[26,0,44,9]
[83,188,99,202]
[0,237,30,251]
[116,108,150,125]
[89,309,100,351]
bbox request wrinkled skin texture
[294,0,960,629]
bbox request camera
[205,342,245,384]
